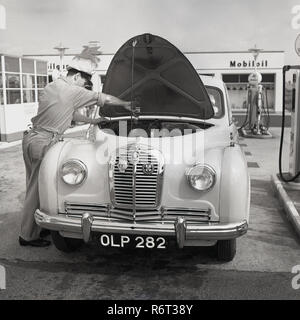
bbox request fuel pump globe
[248,72,262,86]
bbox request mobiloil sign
[230,60,268,68]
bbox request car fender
[56,139,112,212]
[38,140,72,216]
[219,145,250,223]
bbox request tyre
[216,239,236,262]
[51,231,83,253]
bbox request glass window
[0,89,4,104]
[223,73,275,85]
[22,59,34,73]
[6,74,20,88]
[36,61,48,75]
[222,74,239,83]
[205,86,224,119]
[37,89,44,101]
[4,56,20,72]
[239,74,250,83]
[262,73,275,83]
[22,74,35,88]
[100,75,106,84]
[23,90,36,103]
[199,73,215,76]
[6,90,21,104]
[37,76,47,88]
[223,74,251,83]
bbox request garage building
[0,50,285,141]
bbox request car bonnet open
[101,33,214,120]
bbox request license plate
[98,233,167,249]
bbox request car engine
[99,119,213,137]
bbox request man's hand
[123,101,141,113]
[91,117,109,125]
[123,101,132,112]
[104,94,141,113]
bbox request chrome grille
[113,161,134,206]
[109,145,164,210]
[135,161,158,206]
[64,202,212,224]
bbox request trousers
[20,129,61,241]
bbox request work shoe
[19,237,51,247]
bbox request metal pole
[54,43,69,75]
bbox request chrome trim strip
[63,202,212,223]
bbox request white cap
[67,57,96,76]
[67,48,100,76]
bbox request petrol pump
[239,46,272,138]
[271,45,300,238]
[279,65,300,184]
[239,71,272,138]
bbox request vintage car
[35,33,250,261]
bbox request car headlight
[60,159,87,185]
[186,164,216,191]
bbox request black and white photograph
[0,0,300,305]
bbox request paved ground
[0,127,300,300]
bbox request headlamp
[60,159,87,186]
[186,164,216,191]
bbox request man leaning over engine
[19,50,132,247]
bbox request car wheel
[216,239,236,262]
[51,231,83,253]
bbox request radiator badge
[128,145,140,165]
[143,163,154,175]
[118,158,128,173]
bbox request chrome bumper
[35,210,248,248]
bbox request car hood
[101,33,214,120]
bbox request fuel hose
[238,88,251,130]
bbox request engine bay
[98,119,213,137]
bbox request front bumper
[35,210,248,248]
